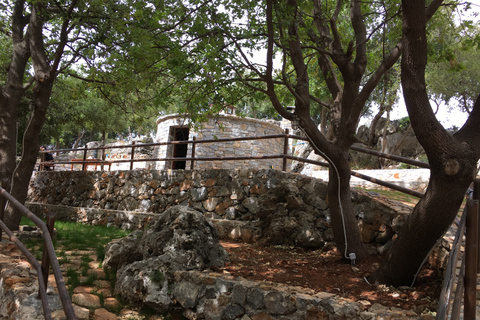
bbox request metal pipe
[0,218,52,320]
[464,199,479,319]
[0,187,77,320]
[436,205,467,319]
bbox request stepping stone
[73,305,90,320]
[72,292,101,308]
[93,280,111,290]
[74,286,94,294]
[104,297,122,310]
[94,308,117,320]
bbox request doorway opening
[170,127,190,169]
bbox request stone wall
[20,169,449,319]
[27,169,418,253]
[155,114,291,171]
[0,241,430,320]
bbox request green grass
[20,216,131,259]
[358,188,420,206]
[20,217,132,299]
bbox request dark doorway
[172,127,189,169]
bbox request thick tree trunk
[0,1,31,188]
[369,156,474,286]
[370,0,480,286]
[5,81,52,229]
[1,1,60,230]
[0,96,21,187]
[326,150,369,261]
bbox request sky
[248,1,479,129]
[387,1,479,129]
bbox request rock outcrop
[103,205,229,312]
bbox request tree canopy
[1,0,480,288]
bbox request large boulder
[138,205,230,270]
[103,205,230,272]
[103,205,230,311]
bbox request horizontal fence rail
[0,180,77,320]
[39,131,429,197]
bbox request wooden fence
[39,132,428,197]
[436,180,479,320]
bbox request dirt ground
[219,241,442,314]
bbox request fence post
[101,148,105,171]
[190,137,196,170]
[464,198,479,320]
[474,179,480,273]
[130,141,136,171]
[283,129,289,171]
[40,152,45,171]
[82,146,88,171]
[39,212,56,298]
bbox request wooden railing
[39,131,429,197]
[0,179,76,320]
[436,180,479,320]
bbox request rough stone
[72,293,101,308]
[102,230,144,272]
[114,258,172,313]
[137,205,230,270]
[93,308,117,320]
[28,169,422,254]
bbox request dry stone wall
[20,169,450,319]
[28,169,419,254]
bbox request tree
[0,0,238,230]
[200,0,445,263]
[369,0,480,286]
[425,13,480,118]
[0,0,140,229]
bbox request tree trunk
[369,158,474,286]
[0,1,31,189]
[1,0,65,230]
[370,0,480,286]
[326,149,369,261]
[5,78,54,230]
[0,96,22,189]
[367,111,385,146]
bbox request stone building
[155,109,292,170]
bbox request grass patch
[20,217,131,297]
[358,188,420,206]
[20,216,131,255]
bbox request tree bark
[1,1,75,230]
[370,0,480,286]
[326,148,369,260]
[0,0,31,188]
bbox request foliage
[425,3,480,115]
[397,117,411,134]
[150,270,165,284]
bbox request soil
[219,241,442,314]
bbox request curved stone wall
[27,169,422,253]
[155,114,291,171]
